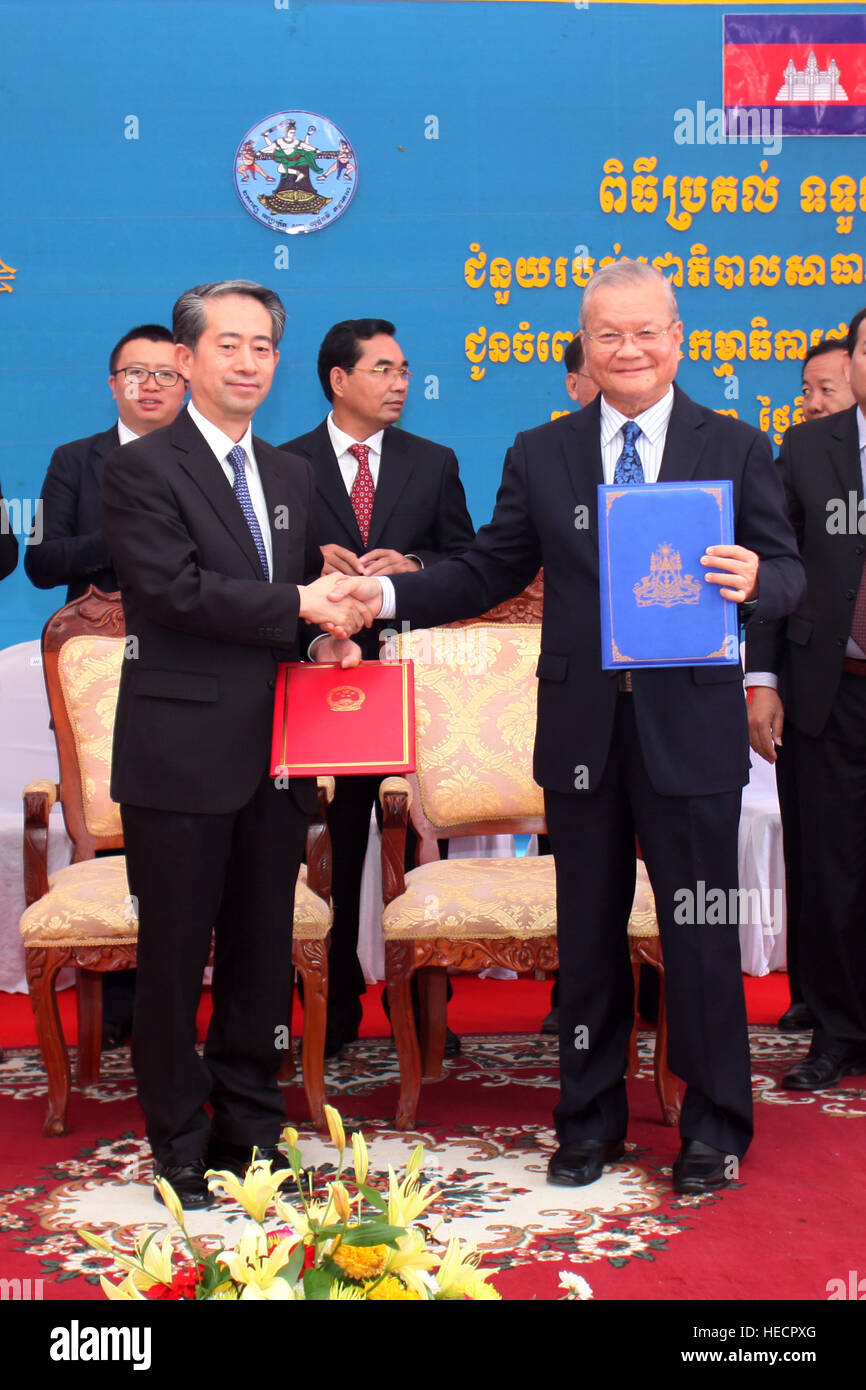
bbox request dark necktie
[614,420,644,485]
[227,444,269,580]
[348,442,375,545]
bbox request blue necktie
[227,444,269,580]
[614,420,644,485]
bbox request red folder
[270,660,415,777]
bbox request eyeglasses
[348,366,412,383]
[583,323,677,352]
[113,366,185,387]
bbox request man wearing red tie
[283,320,475,1056]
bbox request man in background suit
[102,281,368,1208]
[282,319,475,1056]
[800,338,855,423]
[25,325,187,602]
[332,262,804,1194]
[747,307,866,1091]
[25,326,186,1048]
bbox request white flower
[558,1270,594,1300]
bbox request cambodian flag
[724,14,866,135]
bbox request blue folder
[598,480,738,669]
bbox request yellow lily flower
[87,1226,177,1291]
[218,1224,298,1297]
[384,1227,438,1297]
[100,1272,146,1301]
[351,1131,369,1186]
[282,1125,299,1150]
[274,1191,336,1240]
[331,1180,351,1223]
[323,1105,346,1154]
[433,1237,502,1300]
[152,1177,187,1228]
[207,1157,294,1223]
[386,1164,438,1227]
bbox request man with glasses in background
[25,325,187,1049]
[282,319,475,1058]
[25,325,187,601]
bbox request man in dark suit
[282,319,475,1055]
[102,281,368,1208]
[332,262,804,1194]
[25,325,187,601]
[747,307,866,1092]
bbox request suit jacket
[0,481,18,580]
[746,404,863,736]
[25,425,120,600]
[391,386,805,797]
[102,407,321,816]
[281,420,475,659]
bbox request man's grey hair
[580,260,680,329]
[173,280,287,349]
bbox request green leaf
[277,1243,306,1287]
[356,1183,388,1212]
[303,1267,333,1301]
[337,1223,405,1248]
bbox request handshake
[297,574,385,665]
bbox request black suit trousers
[123,772,308,1166]
[545,695,753,1158]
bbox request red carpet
[0,1024,862,1308]
[0,971,791,1047]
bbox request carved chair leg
[26,947,72,1137]
[278,971,297,1085]
[626,953,640,1077]
[387,943,422,1130]
[419,966,448,1080]
[297,942,328,1131]
[653,965,681,1126]
[76,968,102,1090]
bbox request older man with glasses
[329,263,805,1195]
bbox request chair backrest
[395,621,545,859]
[41,588,125,860]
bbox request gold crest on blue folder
[598,481,739,669]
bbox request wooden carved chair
[19,588,332,1136]
[379,576,680,1130]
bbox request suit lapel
[307,422,364,548]
[367,428,414,550]
[826,406,862,501]
[257,441,289,583]
[87,425,120,492]
[560,403,604,559]
[173,409,265,579]
[658,388,709,482]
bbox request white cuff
[379,576,397,619]
[744,671,778,690]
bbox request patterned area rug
[1,1029,863,1301]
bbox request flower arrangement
[80,1107,501,1301]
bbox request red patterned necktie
[348,442,375,545]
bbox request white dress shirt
[187,400,273,579]
[327,413,385,490]
[117,421,140,446]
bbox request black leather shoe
[777,1003,815,1031]
[101,1016,133,1051]
[782,1050,866,1091]
[153,1159,214,1210]
[540,1007,559,1036]
[547,1138,626,1186]
[672,1140,732,1195]
[444,1028,461,1057]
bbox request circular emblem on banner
[234,111,357,234]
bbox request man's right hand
[748,685,785,763]
[297,573,374,637]
[321,543,364,576]
[329,575,385,619]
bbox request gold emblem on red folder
[326,685,366,712]
[633,543,702,608]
